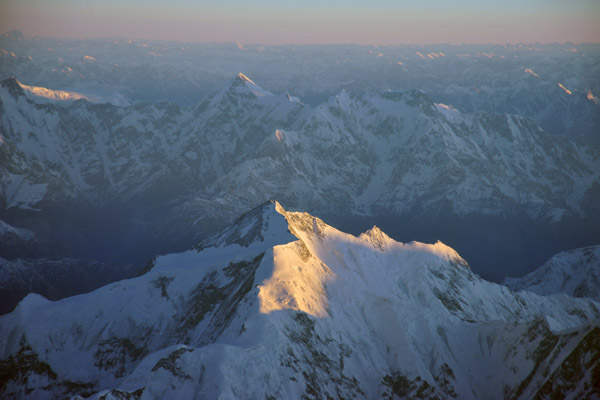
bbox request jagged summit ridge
[196,200,466,267]
[359,225,393,250]
[196,200,293,250]
[0,76,124,104]
[226,72,273,97]
[236,72,255,85]
[1,202,599,399]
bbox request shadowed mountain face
[1,74,599,280]
[1,201,599,399]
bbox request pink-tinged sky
[1,0,599,45]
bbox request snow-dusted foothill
[1,201,598,399]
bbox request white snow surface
[1,73,598,228]
[504,245,600,302]
[0,201,598,399]
[16,78,129,106]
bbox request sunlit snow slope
[1,201,598,399]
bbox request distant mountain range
[2,34,598,145]
[2,201,598,399]
[1,74,599,279]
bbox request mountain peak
[226,73,273,97]
[196,200,293,250]
[359,225,392,250]
[3,203,599,399]
[236,72,255,85]
[1,77,93,103]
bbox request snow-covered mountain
[2,33,598,145]
[504,245,600,302]
[1,73,599,278]
[0,70,600,279]
[1,201,598,399]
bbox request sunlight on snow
[256,204,466,319]
[587,90,600,106]
[558,83,572,95]
[19,81,88,101]
[524,68,538,77]
[258,242,334,318]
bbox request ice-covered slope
[504,245,600,302]
[1,201,599,399]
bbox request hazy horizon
[1,0,599,46]
[3,29,600,47]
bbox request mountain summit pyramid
[1,201,599,399]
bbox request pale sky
[1,0,599,44]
